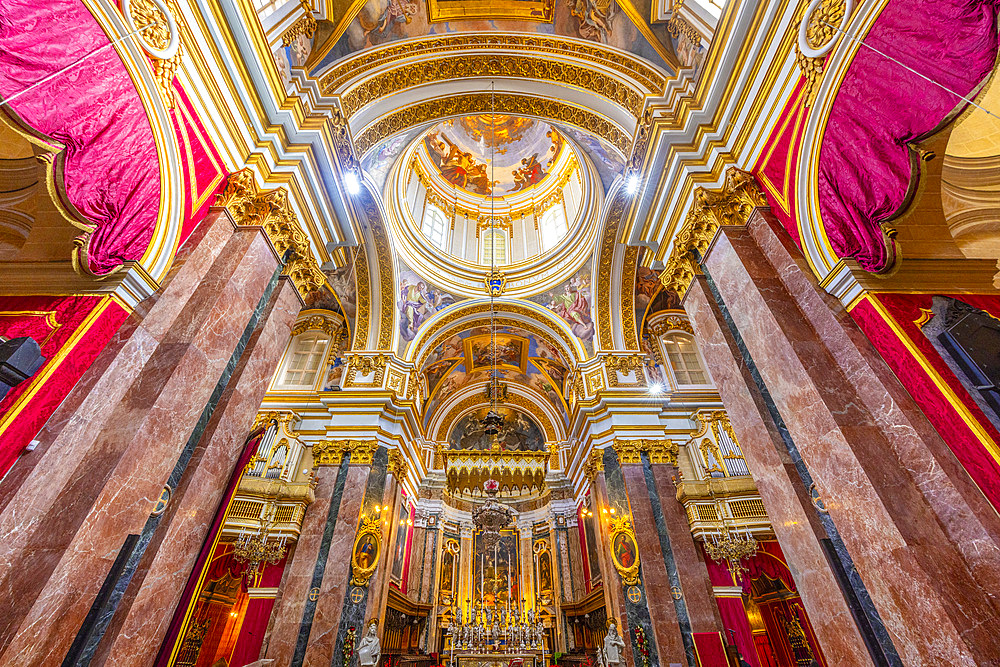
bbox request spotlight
[649,382,663,394]
[626,173,640,195]
[345,171,361,195]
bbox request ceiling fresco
[448,406,546,451]
[421,324,570,425]
[527,260,595,355]
[398,264,469,354]
[557,124,625,189]
[421,115,565,196]
[309,0,677,75]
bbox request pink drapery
[154,431,263,666]
[816,0,999,272]
[0,0,161,275]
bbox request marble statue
[357,620,381,667]
[603,622,626,667]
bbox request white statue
[603,622,626,667]
[357,620,381,667]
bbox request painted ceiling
[309,0,677,76]
[448,406,546,451]
[421,115,565,196]
[421,324,570,426]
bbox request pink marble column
[0,208,288,666]
[620,463,686,663]
[94,275,302,665]
[590,472,635,667]
[689,208,1000,664]
[263,463,371,667]
[649,465,724,635]
[684,277,875,667]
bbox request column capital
[311,439,379,466]
[611,438,678,466]
[658,166,767,299]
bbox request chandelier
[472,479,513,549]
[233,506,287,580]
[703,525,757,580]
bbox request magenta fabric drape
[0,0,161,275]
[816,0,999,272]
[154,431,263,666]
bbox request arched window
[480,227,508,265]
[539,203,568,252]
[663,332,709,386]
[421,204,448,250]
[278,332,330,389]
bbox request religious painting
[397,266,463,348]
[527,360,569,422]
[466,334,527,373]
[350,516,383,586]
[534,538,554,596]
[473,528,519,606]
[361,130,420,187]
[421,117,564,196]
[559,125,625,189]
[428,0,555,22]
[440,539,459,597]
[390,501,413,582]
[529,262,595,355]
[448,406,545,451]
[325,262,358,340]
[424,358,458,397]
[608,516,640,585]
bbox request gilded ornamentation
[484,268,507,297]
[666,14,701,46]
[649,314,693,335]
[622,246,640,350]
[359,199,396,351]
[387,449,409,480]
[355,94,628,158]
[604,353,645,384]
[659,167,766,299]
[596,193,627,350]
[345,353,389,385]
[612,438,678,466]
[250,410,299,434]
[124,0,183,108]
[291,314,344,338]
[354,241,372,349]
[312,439,379,466]
[608,516,641,586]
[216,169,326,298]
[319,34,665,100]
[337,55,644,120]
[583,449,604,480]
[281,2,317,47]
[795,0,849,106]
[350,515,383,586]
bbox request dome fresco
[421,115,565,196]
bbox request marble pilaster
[0,208,284,666]
[97,275,303,666]
[690,207,1000,663]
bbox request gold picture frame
[350,516,383,586]
[427,0,555,23]
[608,516,641,586]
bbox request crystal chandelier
[473,479,513,549]
[703,500,758,580]
[233,505,287,580]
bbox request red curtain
[154,431,263,666]
[229,555,288,667]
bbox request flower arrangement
[633,626,651,667]
[484,479,500,493]
[344,626,357,667]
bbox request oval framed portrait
[608,516,641,585]
[350,517,383,587]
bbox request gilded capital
[584,449,605,480]
[388,449,408,480]
[612,438,679,466]
[216,169,325,299]
[658,167,766,299]
[312,439,379,466]
[612,439,643,465]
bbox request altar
[454,652,545,667]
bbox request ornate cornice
[612,438,679,466]
[337,54,645,120]
[648,313,693,335]
[658,167,767,299]
[291,313,346,339]
[319,33,666,99]
[355,93,629,157]
[312,439,380,466]
[216,169,325,298]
